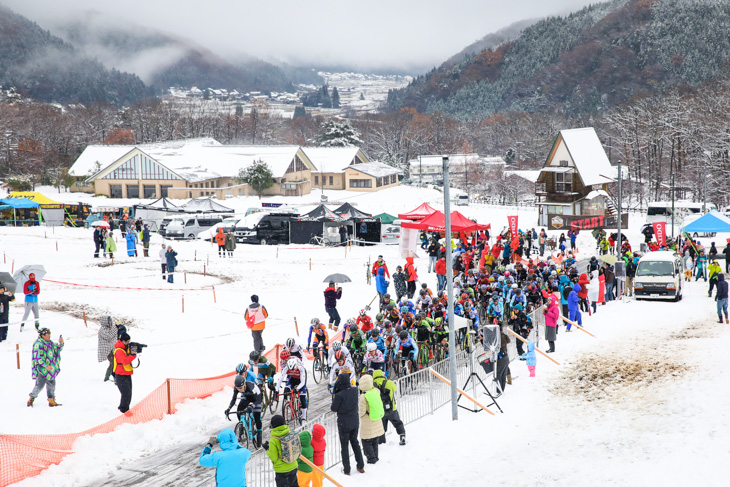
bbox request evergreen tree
[235,159,274,199]
[320,84,332,108]
[316,119,362,147]
[293,105,308,118]
[332,87,340,108]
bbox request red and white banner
[507,215,519,237]
[652,221,667,247]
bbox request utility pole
[617,159,622,258]
[443,156,458,421]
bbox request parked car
[634,251,683,301]
[234,213,292,245]
[196,218,241,240]
[159,217,185,237]
[166,216,224,239]
[381,225,401,244]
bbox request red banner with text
[652,221,667,247]
[507,215,518,237]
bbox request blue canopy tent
[682,210,730,233]
[0,198,40,226]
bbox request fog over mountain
[2,0,599,73]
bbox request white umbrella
[91,220,110,228]
[13,265,47,289]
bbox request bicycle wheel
[269,391,279,415]
[283,401,295,424]
[322,237,331,246]
[260,394,268,421]
[312,356,323,384]
[309,237,318,245]
[248,417,261,449]
[234,421,249,449]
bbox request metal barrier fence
[197,347,500,486]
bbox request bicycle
[350,348,365,378]
[226,406,260,449]
[311,345,329,384]
[417,341,430,369]
[309,235,331,246]
[281,387,303,426]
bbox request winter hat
[270,414,285,429]
[120,332,131,341]
[251,295,259,303]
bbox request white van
[166,216,224,239]
[634,251,683,301]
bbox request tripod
[457,352,503,414]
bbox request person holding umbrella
[324,281,343,331]
[0,284,15,342]
[20,272,41,331]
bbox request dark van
[234,213,292,245]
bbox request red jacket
[214,228,226,245]
[491,243,503,259]
[356,315,373,332]
[577,273,590,299]
[435,259,446,275]
[24,280,40,297]
[404,257,417,282]
[113,339,136,376]
[372,260,390,278]
[311,424,327,466]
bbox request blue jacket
[567,284,581,312]
[199,428,252,486]
[717,274,728,300]
[559,275,570,305]
[368,335,386,353]
[522,340,536,367]
[165,249,178,268]
[375,267,390,294]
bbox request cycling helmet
[367,342,377,352]
[236,363,248,374]
[383,320,392,328]
[334,350,345,362]
[371,329,380,338]
[359,309,366,317]
[421,282,428,289]
[400,306,409,314]
[376,313,384,321]
[461,293,468,300]
[310,317,320,326]
[346,318,356,326]
[511,283,518,289]
[395,325,403,334]
[349,324,358,332]
[437,290,444,298]
[400,296,408,304]
[280,350,291,361]
[398,330,409,340]
[286,338,296,349]
[286,358,297,370]
[332,341,342,351]
[383,293,391,299]
[249,350,261,362]
[498,276,505,283]
[234,375,246,389]
[515,288,522,294]
[504,271,510,277]
[415,312,425,322]
[386,303,395,311]
[419,289,427,296]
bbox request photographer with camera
[225,363,263,447]
[199,428,251,487]
[113,332,137,414]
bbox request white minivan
[634,251,683,301]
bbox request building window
[329,176,334,186]
[555,172,572,193]
[391,174,397,184]
[559,160,569,167]
[315,175,319,186]
[376,177,383,187]
[126,185,140,198]
[160,185,172,197]
[143,185,156,198]
[205,182,209,188]
[349,179,372,188]
[103,158,138,179]
[109,184,123,198]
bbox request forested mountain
[0,5,150,105]
[442,18,538,67]
[387,0,730,119]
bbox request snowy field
[2,185,729,486]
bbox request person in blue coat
[567,283,582,331]
[522,340,537,377]
[199,428,251,487]
[165,246,178,283]
[375,267,390,309]
[125,231,138,257]
[558,274,571,318]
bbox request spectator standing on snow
[20,273,41,331]
[372,369,406,446]
[358,374,384,465]
[310,424,327,487]
[125,230,138,257]
[166,246,178,283]
[330,373,365,476]
[159,243,167,280]
[93,227,103,258]
[297,430,315,487]
[435,256,447,292]
[543,295,559,353]
[715,274,728,324]
[119,218,127,238]
[28,327,63,407]
[375,267,390,308]
[105,231,117,259]
[199,428,252,487]
[404,256,418,299]
[0,284,16,342]
[339,224,348,246]
[114,332,137,414]
[225,230,236,257]
[723,242,730,274]
[521,340,537,377]
[392,265,407,302]
[371,255,390,280]
[324,282,342,331]
[142,224,151,257]
[245,295,268,352]
[214,227,226,257]
[97,315,118,383]
[263,414,299,487]
[427,239,439,273]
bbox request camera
[129,342,148,354]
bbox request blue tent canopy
[0,198,40,209]
[683,210,730,233]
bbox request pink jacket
[544,297,559,328]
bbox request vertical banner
[507,215,519,237]
[652,221,667,247]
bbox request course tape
[44,279,211,292]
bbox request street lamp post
[443,156,458,421]
[703,151,710,213]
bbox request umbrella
[0,271,17,294]
[599,254,618,265]
[91,220,110,228]
[13,265,47,290]
[323,273,351,284]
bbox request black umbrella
[0,271,17,294]
[323,273,352,284]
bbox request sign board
[262,202,283,208]
[453,315,471,332]
[614,261,626,279]
[547,213,629,231]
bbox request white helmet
[511,283,518,289]
[332,341,342,351]
[400,296,408,304]
[286,338,296,349]
[310,317,320,326]
[286,358,297,370]
[367,342,377,352]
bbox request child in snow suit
[309,424,326,487]
[522,340,537,377]
[297,430,314,487]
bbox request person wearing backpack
[358,374,385,464]
[199,428,252,487]
[263,414,299,487]
[372,369,406,446]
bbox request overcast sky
[3,0,600,71]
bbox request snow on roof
[69,145,137,177]
[408,154,504,168]
[303,147,364,173]
[346,162,401,178]
[558,128,614,186]
[505,170,540,183]
[582,189,611,200]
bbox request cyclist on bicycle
[225,363,263,446]
[400,296,416,314]
[380,292,396,313]
[248,351,275,389]
[328,350,355,388]
[374,312,385,329]
[487,294,503,323]
[345,322,367,355]
[415,289,432,311]
[364,342,385,372]
[276,357,308,420]
[413,314,433,365]
[367,328,386,354]
[385,303,400,323]
[307,318,330,363]
[278,350,292,371]
[381,321,397,347]
[283,337,304,360]
[355,309,374,333]
[395,330,418,372]
[398,306,415,329]
[327,340,351,369]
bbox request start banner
[652,221,667,246]
[547,213,629,231]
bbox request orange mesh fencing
[0,371,235,487]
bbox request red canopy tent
[401,210,490,232]
[397,203,438,220]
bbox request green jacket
[106,236,117,252]
[266,424,298,473]
[372,369,397,411]
[297,431,313,473]
[709,262,722,279]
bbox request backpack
[374,379,393,412]
[561,286,572,301]
[365,389,385,421]
[279,432,302,464]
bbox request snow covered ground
[2,185,729,486]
